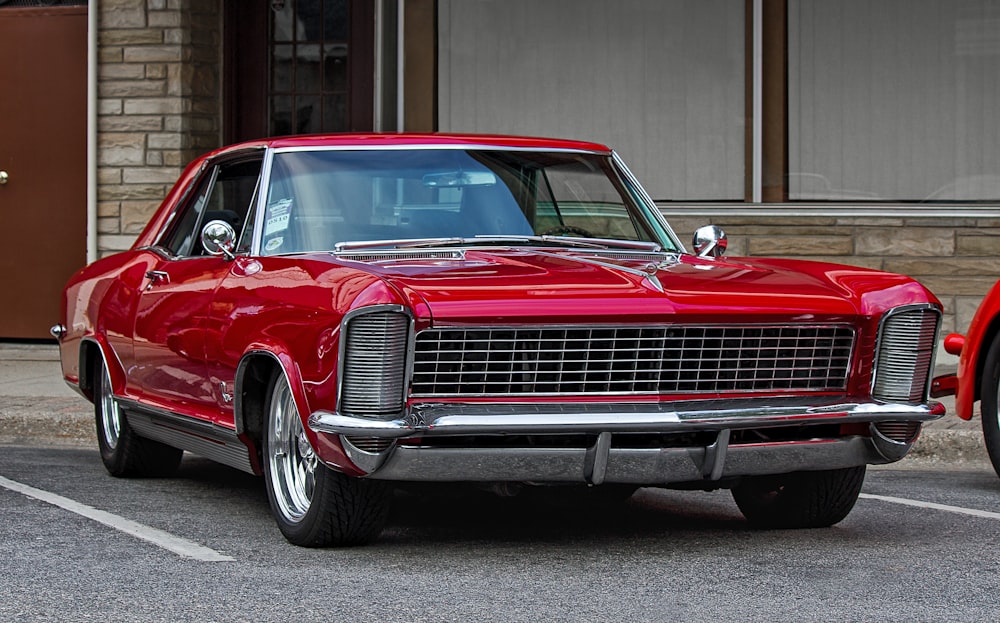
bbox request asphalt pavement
[0,342,988,465]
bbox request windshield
[258,148,676,255]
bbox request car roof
[207,133,613,158]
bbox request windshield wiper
[334,235,662,252]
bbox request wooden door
[0,7,87,339]
[224,0,374,143]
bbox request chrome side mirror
[201,219,237,260]
[692,225,727,258]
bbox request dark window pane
[324,44,348,92]
[272,45,294,92]
[297,95,321,133]
[323,94,347,132]
[271,95,294,136]
[295,44,322,92]
[272,2,294,42]
[324,0,349,41]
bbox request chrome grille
[340,310,410,416]
[412,325,855,397]
[872,306,940,404]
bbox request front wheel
[94,357,182,478]
[262,370,391,547]
[977,333,1000,478]
[731,466,866,529]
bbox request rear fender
[78,335,126,403]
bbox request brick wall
[665,212,1000,346]
[97,0,222,256]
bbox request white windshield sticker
[265,198,293,236]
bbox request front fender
[955,279,1000,420]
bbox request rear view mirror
[692,225,727,258]
[201,219,237,260]
[422,171,497,188]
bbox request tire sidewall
[979,333,1000,476]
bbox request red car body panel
[57,133,944,482]
[941,279,1000,420]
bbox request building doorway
[0,5,87,340]
[224,0,375,143]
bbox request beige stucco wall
[96,0,222,256]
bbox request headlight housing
[338,306,412,418]
[871,304,940,404]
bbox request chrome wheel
[266,373,318,523]
[98,364,122,449]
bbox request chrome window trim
[336,304,415,419]
[249,147,277,256]
[612,151,686,253]
[870,303,942,404]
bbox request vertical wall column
[96,0,222,256]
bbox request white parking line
[0,475,234,562]
[860,492,1000,521]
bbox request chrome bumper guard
[307,398,945,483]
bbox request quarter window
[159,158,263,257]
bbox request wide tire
[262,370,390,547]
[977,333,1000,478]
[94,358,182,478]
[732,466,866,529]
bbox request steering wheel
[540,225,594,238]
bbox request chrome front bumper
[307,398,945,483]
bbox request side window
[159,157,263,257]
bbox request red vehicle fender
[945,279,1000,420]
[233,341,364,477]
[75,333,128,402]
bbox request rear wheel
[978,333,1000,478]
[732,466,866,529]
[262,369,390,547]
[94,357,182,478]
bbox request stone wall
[97,0,222,256]
[664,211,1000,344]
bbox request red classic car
[932,280,1000,477]
[55,134,945,546]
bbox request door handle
[145,270,170,287]
[0,171,8,185]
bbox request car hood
[332,248,932,325]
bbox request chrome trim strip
[308,398,943,439]
[657,202,1000,219]
[364,435,891,483]
[116,399,255,474]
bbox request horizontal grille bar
[412,325,855,397]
